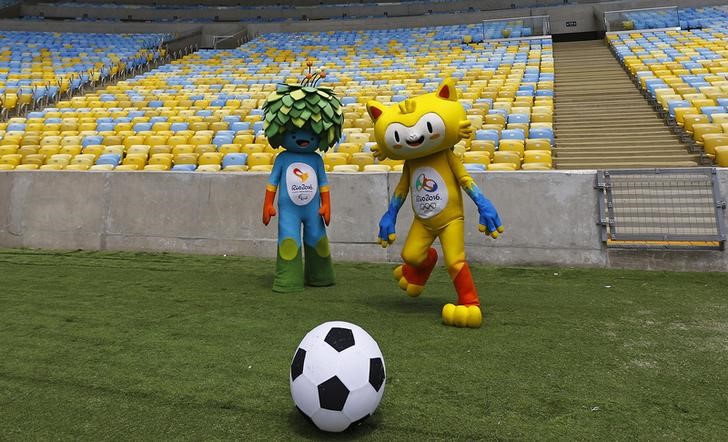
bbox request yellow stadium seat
[487,163,517,171]
[337,143,362,154]
[674,107,698,126]
[485,114,506,126]
[46,153,71,167]
[525,139,551,151]
[702,133,728,158]
[683,114,711,134]
[523,150,552,167]
[39,164,64,171]
[172,145,195,155]
[123,135,145,149]
[0,163,15,170]
[219,144,242,155]
[199,152,223,166]
[127,145,151,156]
[234,134,255,145]
[247,152,274,167]
[103,135,123,146]
[0,145,18,156]
[40,136,61,146]
[143,164,169,171]
[347,132,370,144]
[716,146,728,167]
[90,164,115,171]
[146,135,168,146]
[223,164,248,172]
[83,145,105,159]
[14,164,39,170]
[70,154,96,166]
[521,163,551,171]
[349,152,375,171]
[149,145,173,155]
[241,143,266,155]
[114,164,140,171]
[194,144,217,155]
[249,164,273,172]
[22,154,46,166]
[363,164,391,172]
[324,152,349,169]
[332,164,359,173]
[691,124,722,144]
[498,139,525,157]
[174,153,198,165]
[167,135,189,146]
[59,145,82,156]
[469,140,496,156]
[493,151,521,169]
[196,164,222,172]
[18,145,40,156]
[122,154,148,169]
[103,145,125,156]
[65,164,91,171]
[463,151,491,165]
[1,154,23,166]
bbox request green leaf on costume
[290,89,306,101]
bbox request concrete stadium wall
[1,170,726,272]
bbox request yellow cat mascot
[367,78,504,328]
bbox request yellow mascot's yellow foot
[392,265,424,297]
[442,303,483,328]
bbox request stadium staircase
[552,39,700,169]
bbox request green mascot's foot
[273,238,305,293]
[304,237,335,287]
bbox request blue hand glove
[377,211,397,248]
[472,194,504,239]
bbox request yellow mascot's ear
[435,78,458,102]
[366,100,386,122]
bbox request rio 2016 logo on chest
[286,162,318,206]
[411,167,448,219]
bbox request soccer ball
[290,321,386,432]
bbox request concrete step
[553,149,691,158]
[551,39,696,169]
[556,139,685,147]
[554,160,699,169]
[554,129,669,137]
[555,154,699,164]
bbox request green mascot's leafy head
[263,68,343,153]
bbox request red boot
[393,248,438,297]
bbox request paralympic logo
[293,167,309,183]
[415,173,438,192]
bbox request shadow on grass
[360,289,445,315]
[287,407,382,440]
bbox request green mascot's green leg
[273,237,305,293]
[304,236,335,287]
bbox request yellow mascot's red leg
[439,220,483,328]
[401,247,438,285]
[452,262,479,307]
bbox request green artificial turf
[0,249,726,440]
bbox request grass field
[1,249,727,440]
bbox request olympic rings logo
[419,203,437,211]
[415,173,438,192]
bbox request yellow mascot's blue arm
[447,150,504,239]
[377,162,410,247]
